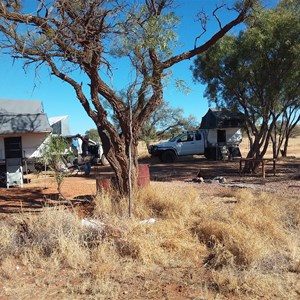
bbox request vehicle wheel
[162,150,176,163]
[101,154,110,166]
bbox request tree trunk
[282,138,289,157]
[244,133,266,173]
[244,147,260,173]
[97,126,139,196]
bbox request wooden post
[262,160,265,178]
[239,158,276,178]
[239,159,242,175]
[273,159,276,176]
[128,96,133,218]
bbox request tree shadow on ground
[0,187,46,214]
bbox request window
[178,133,193,142]
[195,133,202,140]
[187,134,193,142]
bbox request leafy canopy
[192,3,300,118]
[192,1,300,159]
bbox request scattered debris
[81,218,123,240]
[81,218,104,231]
[213,176,226,183]
[206,177,227,184]
[196,169,202,178]
[139,218,156,224]
[192,176,204,183]
[190,173,226,184]
[190,169,205,183]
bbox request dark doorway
[4,137,22,158]
[4,137,24,188]
[217,130,226,144]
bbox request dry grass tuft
[1,183,300,299]
[133,184,199,219]
[0,219,20,259]
[192,190,296,273]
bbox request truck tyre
[162,150,176,163]
[101,154,109,166]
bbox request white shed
[49,115,71,136]
[0,99,52,187]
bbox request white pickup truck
[148,129,242,162]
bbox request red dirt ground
[0,157,299,214]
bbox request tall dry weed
[93,185,205,267]
[0,219,20,259]
[1,207,92,270]
[133,184,199,219]
[192,188,300,299]
[192,190,295,271]
[208,266,291,298]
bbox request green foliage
[278,0,300,11]
[139,101,198,145]
[40,136,71,169]
[85,128,100,143]
[40,135,72,197]
[174,79,191,95]
[193,5,300,110]
[113,6,179,60]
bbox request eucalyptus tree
[0,0,256,194]
[272,106,300,158]
[139,101,198,147]
[273,0,300,157]
[192,2,300,162]
[85,128,100,143]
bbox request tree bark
[282,138,289,158]
[97,125,139,196]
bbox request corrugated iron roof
[0,99,52,134]
[209,108,244,120]
[0,99,44,114]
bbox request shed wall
[0,133,50,160]
[207,128,242,145]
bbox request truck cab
[148,128,242,162]
[148,130,205,163]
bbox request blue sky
[0,0,278,135]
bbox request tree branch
[162,0,255,69]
